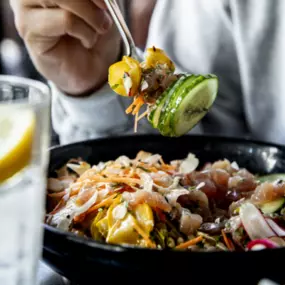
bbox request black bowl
[43,135,285,285]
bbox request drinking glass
[0,76,50,285]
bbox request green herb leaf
[137,166,151,172]
[111,84,119,89]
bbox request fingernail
[101,11,112,31]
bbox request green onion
[111,84,119,89]
[167,237,175,248]
[136,166,151,172]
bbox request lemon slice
[0,108,35,183]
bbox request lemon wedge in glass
[0,108,35,183]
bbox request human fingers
[20,8,98,50]
[22,0,113,34]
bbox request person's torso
[146,0,285,144]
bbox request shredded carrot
[139,163,158,173]
[175,236,203,249]
[48,191,66,198]
[222,230,235,251]
[115,185,135,194]
[123,169,130,175]
[162,166,176,172]
[86,194,117,214]
[73,213,86,223]
[126,101,136,114]
[126,96,143,114]
[148,167,159,173]
[132,222,156,248]
[87,176,142,185]
[48,199,66,215]
[70,189,80,197]
[132,97,144,115]
[228,238,235,251]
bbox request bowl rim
[44,134,285,254]
[48,133,285,152]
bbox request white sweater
[51,0,285,145]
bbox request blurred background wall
[0,1,44,80]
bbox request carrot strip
[86,194,117,214]
[132,97,144,115]
[48,191,66,198]
[126,96,143,114]
[73,213,86,223]
[222,230,235,251]
[161,164,176,171]
[132,222,156,248]
[228,238,235,251]
[126,103,135,114]
[87,176,142,185]
[175,236,203,249]
[138,163,158,173]
[48,199,66,215]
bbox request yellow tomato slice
[90,209,107,240]
[144,47,175,71]
[133,203,154,233]
[108,56,142,97]
[96,216,109,238]
[107,196,123,228]
[107,213,139,244]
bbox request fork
[104,0,142,61]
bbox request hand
[10,0,122,95]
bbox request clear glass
[0,76,50,285]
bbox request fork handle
[104,0,141,61]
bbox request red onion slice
[239,203,275,240]
[247,239,278,250]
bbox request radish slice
[247,239,278,250]
[240,203,275,240]
[265,218,285,237]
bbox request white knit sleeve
[50,81,135,145]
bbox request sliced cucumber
[157,74,198,136]
[257,174,285,183]
[260,198,285,214]
[148,82,174,127]
[169,74,218,137]
[148,75,186,129]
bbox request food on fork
[108,47,219,136]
